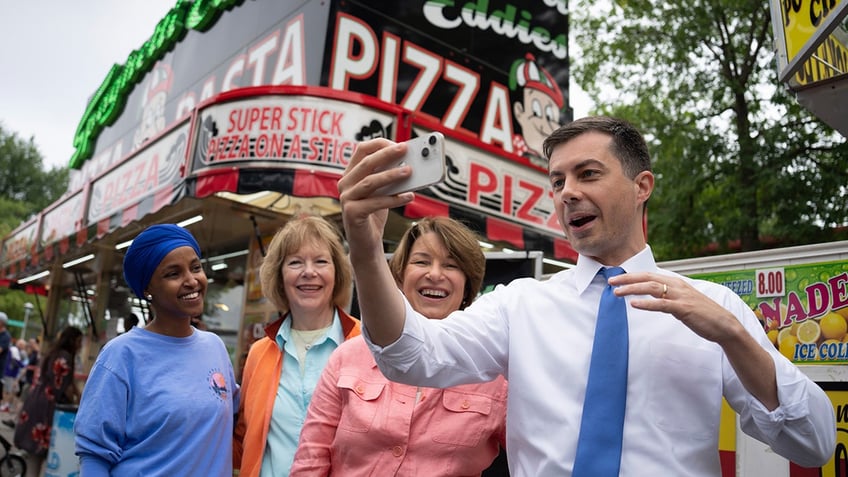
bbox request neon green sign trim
[70,0,244,169]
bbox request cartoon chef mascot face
[133,63,173,150]
[510,53,565,165]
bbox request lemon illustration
[820,312,847,341]
[796,320,821,345]
[767,329,779,346]
[779,334,799,360]
[777,326,794,346]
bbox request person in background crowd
[0,313,11,413]
[233,215,361,477]
[14,326,83,477]
[74,224,238,477]
[2,338,41,429]
[191,315,208,330]
[20,338,40,403]
[123,313,140,333]
[335,116,835,475]
[292,216,507,476]
[11,339,28,410]
[1,338,23,413]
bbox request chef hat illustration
[509,53,564,109]
[141,62,173,108]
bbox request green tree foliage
[0,197,32,240]
[0,122,69,236]
[0,123,69,331]
[570,0,848,260]
[0,292,47,341]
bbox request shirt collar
[573,245,657,295]
[275,308,344,350]
[326,310,345,345]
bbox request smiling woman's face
[400,231,467,320]
[281,241,336,316]
[145,246,207,321]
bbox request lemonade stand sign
[691,260,848,363]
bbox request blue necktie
[573,267,628,477]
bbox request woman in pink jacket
[292,216,507,476]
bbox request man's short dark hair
[542,116,652,179]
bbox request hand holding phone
[374,132,446,195]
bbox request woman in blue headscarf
[74,224,239,477]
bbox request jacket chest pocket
[430,390,495,447]
[336,374,385,433]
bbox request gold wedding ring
[661,283,668,299]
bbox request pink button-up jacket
[291,336,507,476]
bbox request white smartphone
[375,132,446,195]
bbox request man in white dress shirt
[337,116,835,476]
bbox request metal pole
[22,302,33,340]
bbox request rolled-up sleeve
[737,352,836,467]
[363,291,427,375]
[363,288,506,388]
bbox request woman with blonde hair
[292,216,507,476]
[234,215,361,476]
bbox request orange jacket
[233,308,360,476]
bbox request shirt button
[461,400,470,409]
[355,385,364,395]
[392,445,404,457]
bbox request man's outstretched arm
[338,138,415,345]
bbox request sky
[0,1,592,171]
[0,0,181,170]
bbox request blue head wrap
[123,224,202,299]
